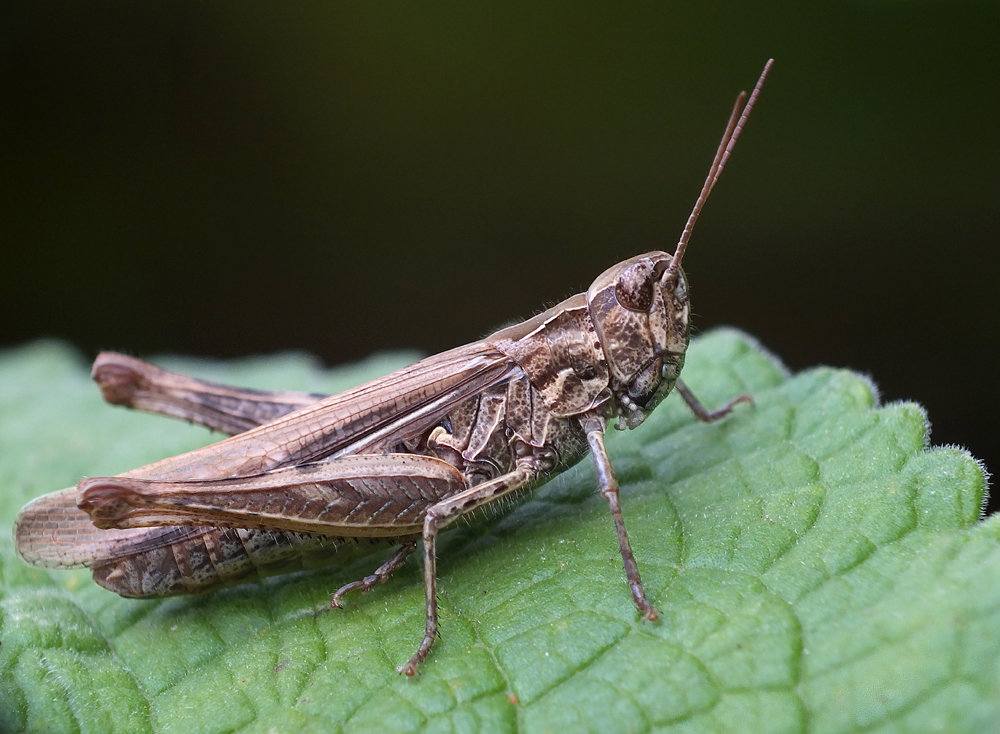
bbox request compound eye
[615,261,655,311]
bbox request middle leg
[399,464,536,675]
[331,539,418,608]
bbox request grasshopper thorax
[586,251,689,430]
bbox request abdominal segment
[91,527,396,597]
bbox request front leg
[581,414,658,621]
[401,464,536,676]
[675,378,753,423]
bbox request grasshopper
[15,60,772,675]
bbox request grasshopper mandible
[15,60,772,675]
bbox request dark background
[2,3,997,510]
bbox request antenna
[663,58,774,281]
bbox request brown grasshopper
[14,60,772,675]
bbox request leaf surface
[1,331,997,734]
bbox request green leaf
[1,331,997,734]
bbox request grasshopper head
[587,251,689,429]
[583,60,772,429]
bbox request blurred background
[2,2,997,510]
